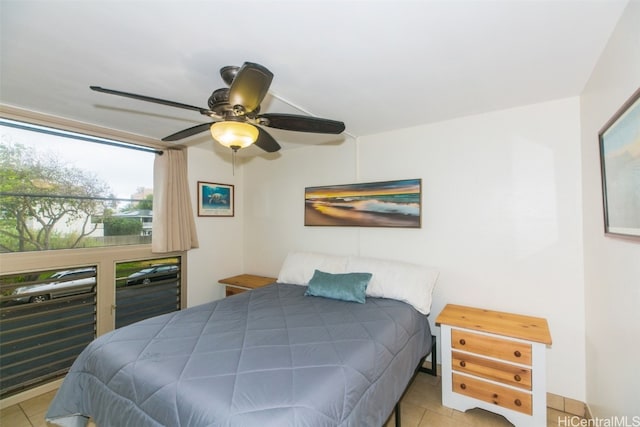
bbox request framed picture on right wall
[598,87,640,238]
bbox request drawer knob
[514,374,521,382]
[460,383,467,390]
[459,361,466,367]
[459,339,466,345]
[514,350,522,357]
[514,399,522,407]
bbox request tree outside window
[0,122,154,252]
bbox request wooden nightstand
[436,304,552,427]
[218,274,277,297]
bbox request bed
[46,252,439,427]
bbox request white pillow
[277,251,348,285]
[346,256,439,315]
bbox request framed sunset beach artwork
[305,179,422,228]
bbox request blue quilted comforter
[46,283,431,427]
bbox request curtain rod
[0,118,164,155]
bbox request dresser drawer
[452,329,532,365]
[452,350,532,390]
[225,286,247,297]
[452,373,532,415]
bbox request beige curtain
[152,149,199,252]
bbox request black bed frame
[392,334,437,427]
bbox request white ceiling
[0,0,629,154]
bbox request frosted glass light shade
[210,121,258,149]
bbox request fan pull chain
[231,147,237,176]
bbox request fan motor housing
[208,88,230,113]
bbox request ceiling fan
[90,62,345,153]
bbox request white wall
[359,99,586,402]
[580,1,640,419]
[243,97,586,400]
[186,3,640,412]
[186,143,245,306]
[242,141,361,274]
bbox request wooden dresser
[218,274,276,297]
[436,304,552,427]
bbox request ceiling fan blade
[90,86,211,115]
[228,62,273,113]
[254,127,281,153]
[257,113,345,134]
[162,122,213,141]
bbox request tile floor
[383,373,584,426]
[0,389,96,427]
[2,373,584,427]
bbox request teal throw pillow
[304,270,372,304]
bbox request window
[0,112,185,400]
[0,256,183,398]
[115,257,181,328]
[0,119,156,252]
[0,266,97,397]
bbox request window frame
[0,105,167,154]
[0,105,186,406]
[0,105,187,318]
[0,245,187,405]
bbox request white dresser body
[440,325,548,427]
[436,304,552,427]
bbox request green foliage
[104,217,142,236]
[136,194,153,211]
[0,140,114,252]
[121,194,153,212]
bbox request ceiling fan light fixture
[91,62,344,154]
[210,121,258,150]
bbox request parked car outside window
[125,265,179,286]
[12,268,97,303]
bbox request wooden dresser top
[218,274,277,289]
[436,304,552,345]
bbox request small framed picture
[599,88,640,238]
[197,182,234,217]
